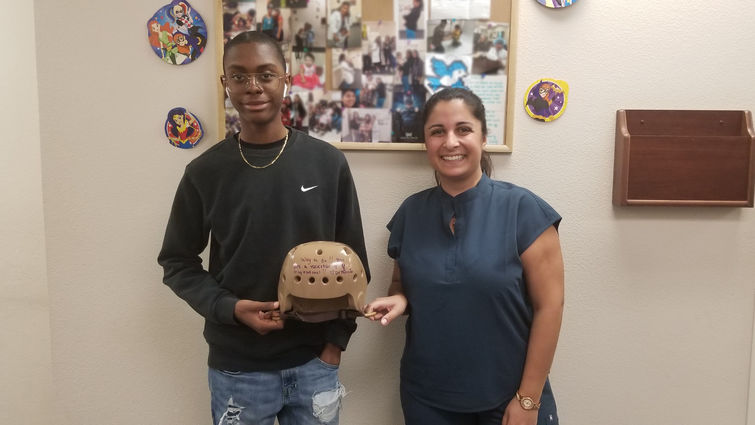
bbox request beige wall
[15,0,755,423]
[0,1,54,424]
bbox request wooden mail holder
[613,109,755,207]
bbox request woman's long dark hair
[421,88,492,183]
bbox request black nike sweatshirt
[158,129,370,371]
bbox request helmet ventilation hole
[336,276,344,284]
[308,277,316,284]
[316,249,323,255]
[322,277,329,285]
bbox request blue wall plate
[147,1,208,65]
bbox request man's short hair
[223,31,287,72]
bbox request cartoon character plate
[536,0,578,8]
[165,107,203,148]
[147,0,207,65]
[524,79,568,122]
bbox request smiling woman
[421,89,490,196]
[363,87,565,425]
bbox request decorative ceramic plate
[165,107,203,148]
[523,79,568,122]
[536,0,578,8]
[147,1,208,65]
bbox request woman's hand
[365,262,407,326]
[364,294,407,326]
[501,396,538,425]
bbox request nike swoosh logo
[300,185,318,192]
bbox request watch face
[519,397,537,410]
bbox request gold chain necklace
[237,130,289,169]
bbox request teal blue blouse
[388,174,561,415]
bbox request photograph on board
[327,0,362,48]
[258,0,292,44]
[289,0,327,55]
[396,0,425,40]
[362,21,398,75]
[360,73,393,108]
[291,51,326,91]
[307,89,342,142]
[332,48,363,90]
[394,39,426,109]
[427,19,476,56]
[222,0,257,43]
[341,108,392,142]
[471,22,509,75]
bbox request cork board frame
[215,0,517,152]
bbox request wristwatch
[516,391,541,410]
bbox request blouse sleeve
[515,190,562,256]
[386,200,408,259]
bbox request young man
[158,31,370,425]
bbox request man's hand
[234,300,284,335]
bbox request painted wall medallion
[147,1,208,65]
[165,107,203,148]
[536,0,578,8]
[524,79,568,122]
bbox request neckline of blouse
[438,173,492,204]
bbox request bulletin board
[216,0,517,152]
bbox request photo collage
[221,0,509,144]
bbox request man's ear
[220,75,229,97]
[283,71,292,99]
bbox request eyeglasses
[223,72,287,92]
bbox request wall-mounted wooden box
[613,109,755,207]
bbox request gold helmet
[278,241,368,322]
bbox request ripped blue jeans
[209,357,345,425]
